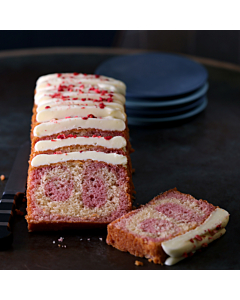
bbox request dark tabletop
[0,48,239,270]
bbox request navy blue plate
[126,82,208,108]
[127,97,208,125]
[95,52,208,98]
[126,95,206,117]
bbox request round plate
[126,95,206,117]
[126,82,209,108]
[95,52,208,98]
[127,97,208,125]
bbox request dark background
[1,30,240,65]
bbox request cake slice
[106,188,229,265]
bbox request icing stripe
[162,208,229,263]
[36,73,125,87]
[36,73,126,94]
[36,83,126,95]
[33,117,126,137]
[35,91,126,105]
[35,136,127,151]
[31,151,128,167]
[36,105,126,122]
[37,100,124,112]
[164,229,226,266]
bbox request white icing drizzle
[31,151,127,167]
[36,73,125,88]
[33,117,126,137]
[34,91,126,106]
[36,74,126,95]
[162,208,229,265]
[36,105,126,122]
[37,100,124,113]
[36,82,125,95]
[35,136,127,151]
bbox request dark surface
[95,52,208,98]
[0,49,239,270]
[0,31,118,51]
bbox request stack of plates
[95,52,208,125]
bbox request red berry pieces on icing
[195,235,202,241]
[45,106,51,109]
[182,252,188,258]
[189,238,194,243]
[216,224,222,230]
[81,107,85,109]
[51,139,56,142]
[104,136,113,140]
[87,114,96,118]
[107,97,113,102]
[57,73,61,77]
[202,243,208,247]
[57,134,66,139]
[95,74,100,78]
[92,135,98,137]
[81,98,86,101]
[99,103,105,109]
[82,117,88,120]
[73,72,79,76]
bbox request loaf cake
[106,188,229,265]
[26,73,133,231]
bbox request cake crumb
[0,175,5,181]
[135,260,143,266]
[53,241,55,244]
[15,209,24,216]
[99,238,102,241]
[58,244,61,247]
[58,237,64,242]
[148,259,152,263]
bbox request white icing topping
[35,91,126,106]
[36,74,126,95]
[36,105,126,122]
[164,229,226,266]
[37,100,124,113]
[33,117,126,137]
[36,83,125,96]
[35,136,127,151]
[37,73,125,87]
[31,151,127,167]
[162,208,229,265]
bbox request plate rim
[126,82,209,108]
[126,95,206,116]
[127,97,208,124]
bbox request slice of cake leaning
[106,188,229,265]
[26,73,133,231]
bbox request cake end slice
[106,188,230,265]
